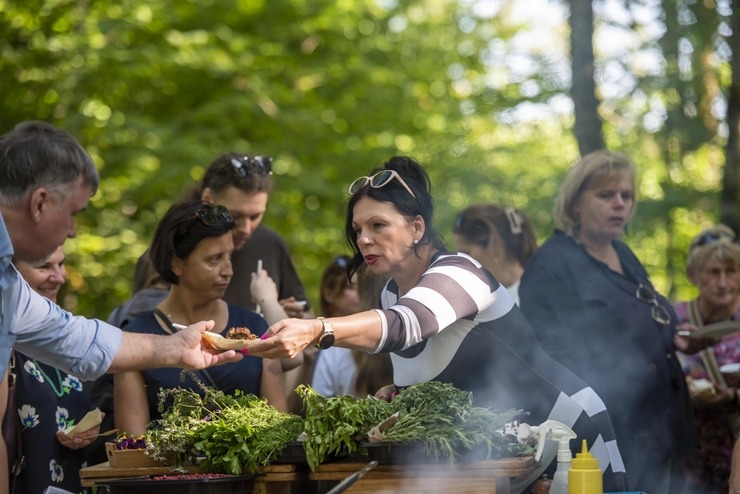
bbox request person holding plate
[674,225,740,494]
[247,155,630,492]
[115,200,286,436]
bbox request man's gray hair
[0,120,100,208]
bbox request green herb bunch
[193,393,304,474]
[298,381,534,469]
[380,382,532,462]
[297,385,392,470]
[148,385,303,474]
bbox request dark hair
[132,251,166,294]
[344,156,446,279]
[319,255,353,316]
[0,120,99,207]
[190,152,274,200]
[150,200,237,284]
[453,204,538,268]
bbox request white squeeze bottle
[531,420,577,494]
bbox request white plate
[720,363,740,374]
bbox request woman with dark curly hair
[115,200,286,436]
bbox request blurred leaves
[0,0,732,314]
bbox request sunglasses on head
[230,155,273,177]
[349,170,416,198]
[178,204,234,236]
[636,283,671,326]
[692,232,734,249]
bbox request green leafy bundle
[297,385,392,470]
[381,382,531,461]
[148,386,303,474]
[298,381,533,469]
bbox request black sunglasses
[230,155,273,177]
[692,232,734,249]
[636,283,671,325]
[178,205,234,236]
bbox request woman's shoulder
[123,311,158,333]
[430,251,481,269]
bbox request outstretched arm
[247,310,383,360]
[108,321,242,373]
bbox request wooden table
[80,456,537,494]
[311,457,537,494]
[80,462,303,493]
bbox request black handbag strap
[151,308,221,390]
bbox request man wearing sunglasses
[193,152,313,322]
[0,121,242,492]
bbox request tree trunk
[569,0,605,156]
[721,3,740,234]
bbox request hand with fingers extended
[245,318,322,360]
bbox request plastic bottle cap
[571,439,600,469]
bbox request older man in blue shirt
[0,120,243,490]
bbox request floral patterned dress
[14,352,93,494]
[674,301,740,494]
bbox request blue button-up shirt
[0,213,122,380]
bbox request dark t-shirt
[223,226,308,310]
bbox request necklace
[32,360,67,398]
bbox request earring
[413,239,419,245]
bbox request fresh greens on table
[378,382,532,461]
[146,378,532,475]
[297,381,534,469]
[297,384,393,470]
[148,384,303,474]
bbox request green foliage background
[0,0,728,316]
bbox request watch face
[319,333,335,350]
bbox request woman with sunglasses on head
[453,204,537,305]
[249,155,630,492]
[518,150,705,494]
[129,152,310,412]
[115,201,286,436]
[673,225,740,494]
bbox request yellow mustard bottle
[568,439,602,494]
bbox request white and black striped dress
[371,252,628,491]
